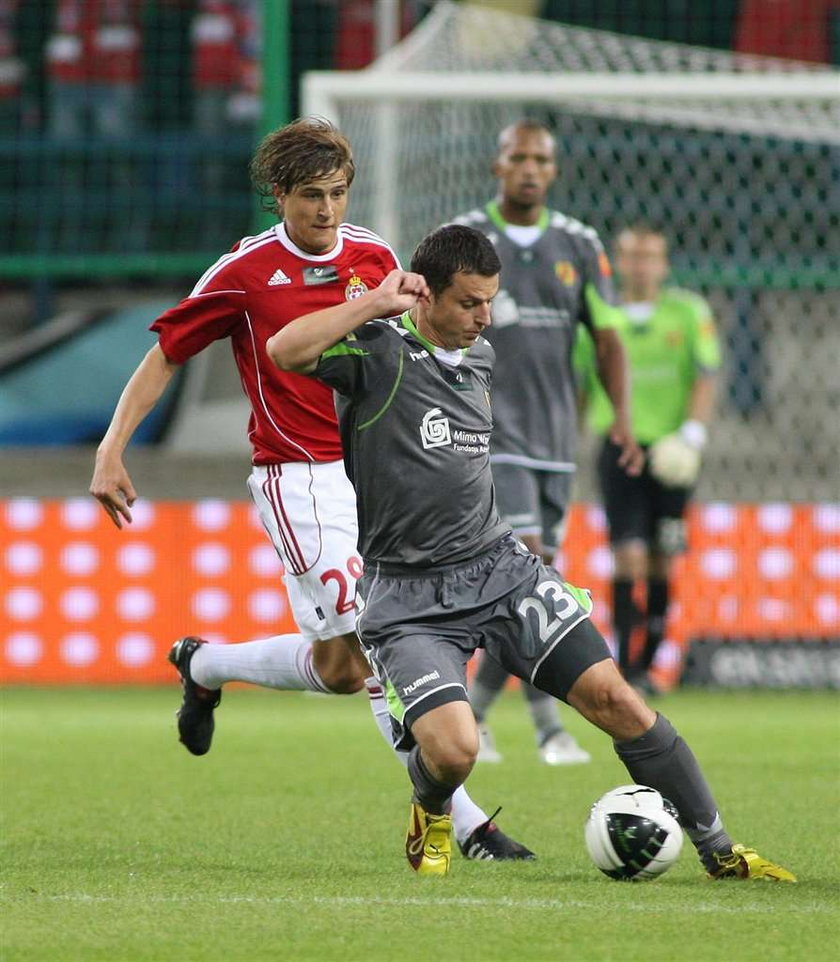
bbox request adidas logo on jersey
[268,268,291,286]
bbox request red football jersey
[151,222,400,464]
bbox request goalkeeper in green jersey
[575,224,721,692]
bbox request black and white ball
[584,784,683,880]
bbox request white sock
[363,678,488,842]
[190,636,331,693]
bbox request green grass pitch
[2,686,838,962]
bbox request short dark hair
[410,225,501,295]
[616,222,669,254]
[496,118,555,154]
[250,117,356,212]
[618,221,667,241]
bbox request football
[584,784,683,880]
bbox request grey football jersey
[314,312,509,568]
[453,202,617,470]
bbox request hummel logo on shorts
[268,268,291,286]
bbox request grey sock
[614,713,733,859]
[407,745,459,815]
[469,653,511,720]
[522,684,563,745]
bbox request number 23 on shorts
[517,578,593,650]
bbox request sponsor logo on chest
[419,407,490,454]
[303,265,340,286]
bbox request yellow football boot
[709,843,796,882]
[406,802,452,876]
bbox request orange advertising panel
[2,499,838,685]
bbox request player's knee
[311,640,367,694]
[570,663,653,737]
[429,740,476,784]
[411,700,478,782]
[593,681,654,739]
[613,540,647,580]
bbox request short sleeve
[313,334,371,396]
[579,231,620,331]
[151,289,246,363]
[688,296,722,372]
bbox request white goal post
[303,69,839,248]
[296,2,839,501]
[300,1,839,253]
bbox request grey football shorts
[491,461,573,549]
[355,535,611,749]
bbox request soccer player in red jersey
[90,118,532,861]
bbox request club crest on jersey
[345,274,368,300]
[597,251,613,277]
[420,407,452,450]
[554,261,578,287]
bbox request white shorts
[248,461,362,642]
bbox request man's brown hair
[250,117,356,212]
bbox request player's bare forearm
[686,372,717,425]
[90,343,179,528]
[593,328,644,474]
[593,328,629,421]
[267,270,429,373]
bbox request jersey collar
[485,199,549,235]
[400,311,467,364]
[274,222,344,261]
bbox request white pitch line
[10,894,828,915]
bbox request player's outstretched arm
[90,343,180,529]
[267,269,429,374]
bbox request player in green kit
[575,224,721,692]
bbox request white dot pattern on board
[5,632,43,666]
[701,502,737,533]
[191,588,231,622]
[812,503,840,533]
[192,543,231,577]
[249,544,282,577]
[700,548,737,580]
[117,543,155,576]
[5,542,43,575]
[61,587,99,621]
[61,499,100,531]
[757,547,793,580]
[192,500,231,531]
[5,498,43,530]
[6,586,43,621]
[60,543,100,576]
[116,588,156,621]
[756,503,793,534]
[61,632,99,666]
[813,549,840,580]
[248,589,286,623]
[116,633,155,667]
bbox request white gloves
[648,421,707,487]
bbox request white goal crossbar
[304,70,840,117]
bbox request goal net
[302,0,839,504]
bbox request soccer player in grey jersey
[453,119,643,765]
[267,224,794,882]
